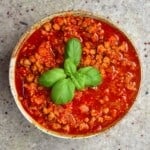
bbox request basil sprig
[64,58,76,76]
[78,66,102,86]
[65,38,82,66]
[51,78,75,104]
[38,68,66,87]
[70,72,85,90]
[38,38,102,105]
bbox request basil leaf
[38,68,66,87]
[64,58,77,76]
[51,78,75,105]
[78,66,102,86]
[65,38,82,66]
[71,72,85,90]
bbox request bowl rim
[9,10,142,139]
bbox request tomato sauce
[15,14,141,136]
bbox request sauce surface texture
[15,14,141,136]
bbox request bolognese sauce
[15,14,141,135]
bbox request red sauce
[15,14,141,136]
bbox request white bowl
[9,10,141,139]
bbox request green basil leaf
[71,72,85,90]
[65,38,82,66]
[64,58,77,76]
[51,78,75,105]
[78,66,102,86]
[38,68,66,87]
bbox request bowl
[9,11,141,138]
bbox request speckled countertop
[0,0,149,150]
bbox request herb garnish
[38,38,102,104]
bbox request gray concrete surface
[0,0,150,150]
